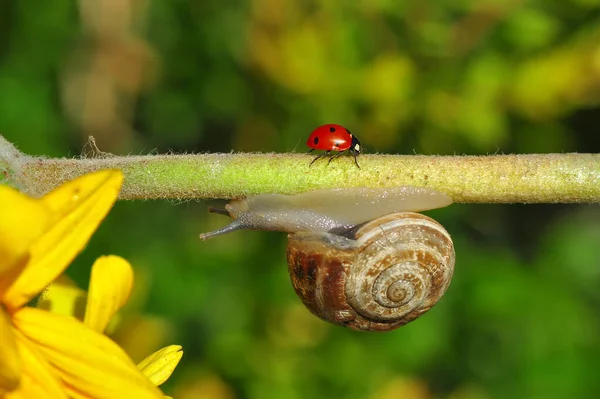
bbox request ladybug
[306,124,361,168]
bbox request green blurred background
[3,1,600,398]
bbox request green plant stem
[1,136,599,203]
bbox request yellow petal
[41,169,122,214]
[37,275,87,321]
[5,329,67,399]
[137,345,183,387]
[0,186,50,298]
[4,170,123,309]
[0,306,21,393]
[13,307,163,399]
[84,255,134,333]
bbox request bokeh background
[2,1,600,398]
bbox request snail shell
[286,212,454,332]
[199,187,455,332]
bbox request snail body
[199,186,452,239]
[200,187,455,332]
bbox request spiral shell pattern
[286,212,455,332]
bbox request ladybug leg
[327,151,344,164]
[350,148,360,169]
[327,150,360,169]
[307,148,315,154]
[352,153,360,169]
[309,151,330,167]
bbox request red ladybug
[306,124,361,168]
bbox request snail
[199,187,455,332]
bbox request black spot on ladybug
[329,126,336,133]
[334,142,340,147]
[313,137,319,145]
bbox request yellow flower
[137,345,183,388]
[0,170,175,398]
[39,255,183,395]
